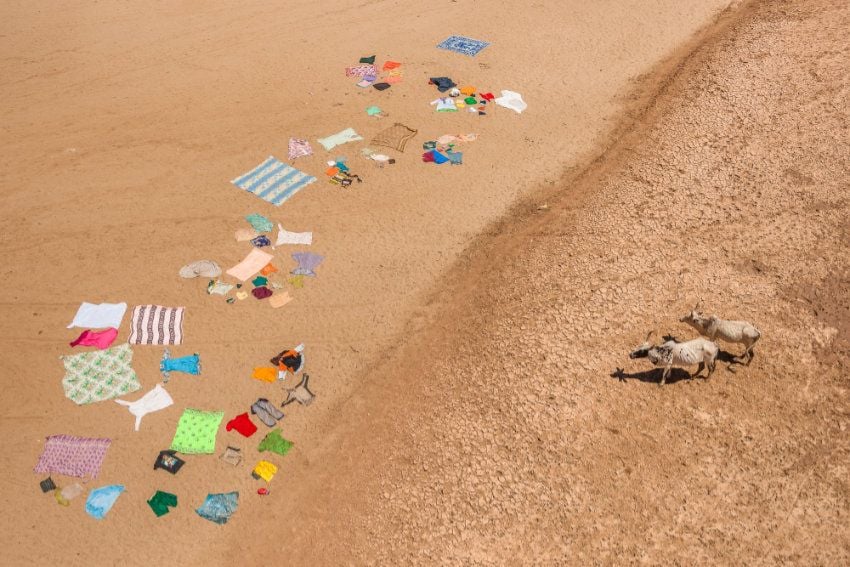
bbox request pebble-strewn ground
[268,0,849,563]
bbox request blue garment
[196,491,239,524]
[160,350,201,381]
[85,485,125,520]
[432,151,449,165]
[251,235,271,247]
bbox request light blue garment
[245,213,273,233]
[85,485,125,520]
[160,350,201,381]
[196,491,239,524]
[291,252,324,277]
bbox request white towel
[494,90,528,114]
[67,302,128,329]
[274,223,312,246]
[114,384,174,431]
[317,128,363,151]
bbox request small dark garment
[154,450,185,474]
[40,477,56,493]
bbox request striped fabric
[231,156,316,206]
[128,305,185,345]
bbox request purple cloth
[291,252,324,277]
[34,435,111,479]
[252,286,273,300]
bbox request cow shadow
[609,367,694,385]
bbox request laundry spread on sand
[207,280,234,296]
[345,64,377,78]
[245,213,274,232]
[258,429,294,457]
[494,90,527,113]
[179,260,222,279]
[69,327,118,349]
[154,449,185,474]
[318,128,363,151]
[431,97,458,112]
[147,491,178,517]
[288,137,313,160]
[291,252,324,277]
[85,485,124,520]
[429,77,457,92]
[251,367,278,383]
[437,35,490,57]
[251,398,284,427]
[160,350,201,380]
[271,344,305,373]
[231,156,316,206]
[128,305,185,345]
[275,224,312,246]
[283,373,315,407]
[371,123,418,152]
[196,492,239,525]
[40,477,57,493]
[269,292,293,309]
[226,412,257,438]
[252,460,277,482]
[57,483,84,505]
[115,384,173,431]
[252,286,273,300]
[226,248,274,281]
[67,302,127,330]
[169,408,224,454]
[61,343,140,404]
[34,435,111,479]
[220,446,242,466]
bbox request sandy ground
[259,0,849,564]
[3,0,847,564]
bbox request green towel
[245,213,274,232]
[359,55,375,64]
[258,429,293,456]
[170,408,224,454]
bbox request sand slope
[265,0,850,563]
[0,0,735,565]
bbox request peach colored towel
[226,249,274,281]
[269,292,293,309]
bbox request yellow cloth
[252,367,278,383]
[253,460,277,482]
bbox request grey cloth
[179,260,222,279]
[291,252,324,277]
[251,398,283,427]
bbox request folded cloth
[226,412,258,438]
[196,492,239,525]
[251,235,271,247]
[371,123,418,152]
[220,446,242,466]
[275,223,312,246]
[317,128,363,151]
[359,54,375,64]
[169,409,224,454]
[67,302,127,329]
[114,384,174,431]
[226,248,274,281]
[436,35,490,57]
[147,490,178,517]
[179,260,222,279]
[288,138,313,160]
[245,213,274,232]
[252,286,273,300]
[291,252,324,277]
[269,292,293,309]
[252,276,268,287]
[260,263,278,275]
[345,64,377,78]
[382,60,401,70]
[85,485,124,520]
[494,90,527,113]
[252,367,278,383]
[252,460,278,482]
[69,327,118,349]
[235,228,259,242]
[207,280,233,295]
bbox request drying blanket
[231,156,316,206]
[226,248,274,281]
[128,305,185,345]
[61,343,140,404]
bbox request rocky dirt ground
[260,0,850,563]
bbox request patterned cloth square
[61,343,140,404]
[170,408,224,454]
[34,435,112,479]
[288,138,313,160]
[196,491,239,524]
[345,64,377,78]
[128,305,185,345]
[436,35,490,57]
[231,156,316,206]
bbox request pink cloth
[69,328,119,349]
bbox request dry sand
[3,0,847,564]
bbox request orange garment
[460,86,476,96]
[260,263,278,276]
[252,367,278,383]
[382,61,401,70]
[325,166,340,176]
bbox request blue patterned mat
[231,156,316,206]
[436,35,490,57]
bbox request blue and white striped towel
[231,156,316,206]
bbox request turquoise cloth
[85,485,124,520]
[245,213,274,232]
[196,491,239,524]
